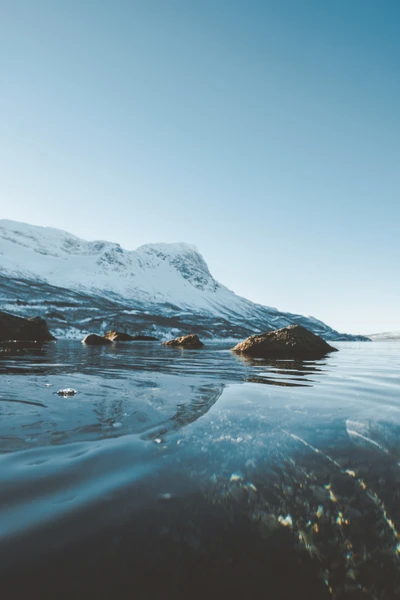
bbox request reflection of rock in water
[198,428,400,599]
[235,354,327,387]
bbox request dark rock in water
[82,334,112,345]
[231,325,337,359]
[162,334,204,349]
[0,311,55,342]
[104,331,158,342]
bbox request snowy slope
[0,220,253,311]
[367,331,400,341]
[0,220,368,341]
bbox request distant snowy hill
[368,331,400,341]
[0,220,368,341]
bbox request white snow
[368,331,400,341]
[0,219,272,320]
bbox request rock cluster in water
[231,325,337,359]
[162,334,204,349]
[83,331,159,344]
[0,311,55,343]
[0,308,337,363]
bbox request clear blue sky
[1,0,399,334]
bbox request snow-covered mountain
[0,220,368,341]
[367,331,400,341]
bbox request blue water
[0,340,400,599]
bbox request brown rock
[231,325,337,359]
[0,311,55,342]
[104,331,135,342]
[162,334,204,349]
[104,331,159,342]
[82,334,112,345]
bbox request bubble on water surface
[57,388,78,397]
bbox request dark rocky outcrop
[162,334,204,349]
[104,331,158,342]
[231,325,338,359]
[0,311,55,342]
[82,334,112,345]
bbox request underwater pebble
[57,388,78,397]
[159,493,172,501]
[278,514,293,528]
[112,422,122,429]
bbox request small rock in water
[112,422,122,429]
[57,388,78,397]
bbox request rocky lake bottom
[0,340,400,599]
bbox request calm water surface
[0,340,400,599]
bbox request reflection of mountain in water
[0,341,332,451]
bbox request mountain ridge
[367,331,400,341]
[0,219,369,341]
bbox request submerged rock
[104,331,158,342]
[0,311,55,342]
[82,334,112,346]
[231,325,337,359]
[162,334,204,349]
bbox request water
[0,340,400,599]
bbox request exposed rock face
[0,311,55,342]
[231,325,338,359]
[162,334,204,349]
[82,334,112,345]
[104,331,135,342]
[104,331,159,342]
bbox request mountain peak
[0,219,365,341]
